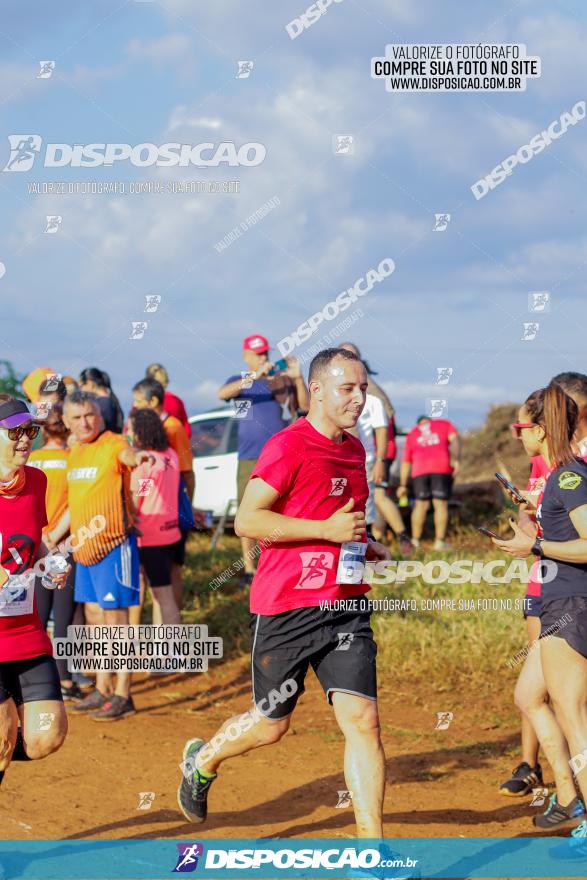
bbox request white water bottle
[41,554,68,590]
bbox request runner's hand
[366,540,391,561]
[492,518,534,557]
[283,357,301,380]
[255,361,273,380]
[50,564,71,591]
[396,485,408,499]
[134,451,156,468]
[503,485,536,512]
[322,498,366,543]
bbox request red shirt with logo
[402,419,458,478]
[249,417,370,615]
[0,466,53,662]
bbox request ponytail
[525,382,578,465]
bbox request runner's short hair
[146,363,169,387]
[63,390,100,413]
[308,347,362,383]
[552,372,587,404]
[133,377,165,406]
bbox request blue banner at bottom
[0,838,586,879]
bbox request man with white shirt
[357,393,412,554]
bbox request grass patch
[182,529,530,691]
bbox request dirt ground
[1,655,567,848]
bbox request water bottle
[41,554,68,590]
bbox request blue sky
[1,0,586,430]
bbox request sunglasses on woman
[5,424,41,441]
[511,421,536,439]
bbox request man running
[397,414,460,550]
[178,347,390,838]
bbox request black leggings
[34,563,77,681]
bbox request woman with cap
[0,394,69,788]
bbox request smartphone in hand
[477,526,501,539]
[495,472,526,504]
[268,358,288,376]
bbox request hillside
[458,403,532,487]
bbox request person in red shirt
[178,347,391,838]
[398,415,460,550]
[145,363,191,438]
[0,395,69,790]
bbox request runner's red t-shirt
[249,417,370,615]
[402,419,458,478]
[0,466,53,662]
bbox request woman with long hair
[0,394,69,788]
[496,382,587,839]
[128,408,181,626]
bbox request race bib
[0,575,34,617]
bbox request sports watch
[531,536,545,558]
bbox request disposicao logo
[3,136,266,171]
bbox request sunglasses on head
[6,424,40,441]
[511,421,536,439]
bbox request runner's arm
[397,461,411,496]
[235,477,365,543]
[45,508,71,548]
[218,378,246,401]
[449,431,460,475]
[182,469,195,502]
[540,504,587,563]
[373,427,388,484]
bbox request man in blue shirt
[218,334,309,583]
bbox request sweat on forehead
[308,347,362,382]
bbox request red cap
[243,334,269,353]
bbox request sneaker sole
[499,785,535,797]
[533,813,587,832]
[177,738,208,823]
[91,706,136,722]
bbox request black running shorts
[412,472,452,500]
[540,596,587,658]
[0,654,62,706]
[250,606,377,719]
[139,544,174,587]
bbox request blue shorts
[75,535,140,609]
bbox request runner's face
[133,391,157,410]
[0,422,33,469]
[517,405,543,456]
[64,402,102,443]
[314,357,367,428]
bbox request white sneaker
[434,539,452,551]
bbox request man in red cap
[218,335,309,583]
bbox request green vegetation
[182,526,529,696]
[0,360,23,397]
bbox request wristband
[531,536,544,558]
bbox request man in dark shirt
[218,334,309,582]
